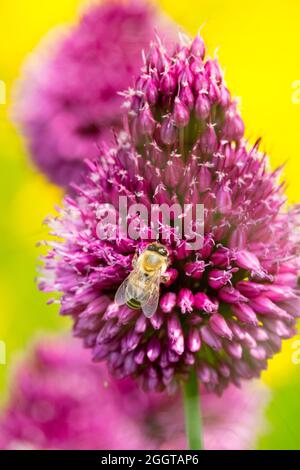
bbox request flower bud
[139,106,155,135]
[216,187,232,214]
[231,303,258,326]
[198,124,218,154]
[160,116,177,145]
[229,226,248,250]
[235,251,265,277]
[194,292,218,312]
[187,328,202,352]
[198,165,212,191]
[179,85,195,110]
[160,72,176,95]
[209,313,233,340]
[201,326,222,350]
[225,342,243,359]
[173,98,190,128]
[184,261,205,279]
[160,292,177,313]
[177,288,194,314]
[218,286,248,304]
[190,34,205,59]
[195,93,210,120]
[145,79,159,105]
[236,281,266,298]
[223,108,244,140]
[208,269,232,289]
[147,337,161,361]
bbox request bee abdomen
[126,298,141,310]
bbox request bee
[115,242,170,318]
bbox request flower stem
[183,368,203,450]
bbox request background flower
[0,336,269,450]
[39,35,300,394]
[14,0,175,188]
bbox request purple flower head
[39,35,300,394]
[14,1,174,188]
[125,33,244,150]
[0,337,142,450]
[0,337,269,450]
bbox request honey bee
[115,243,170,318]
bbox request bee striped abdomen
[126,298,141,310]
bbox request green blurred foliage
[259,370,300,449]
[0,133,67,399]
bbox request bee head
[146,243,169,258]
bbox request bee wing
[141,272,161,318]
[115,257,143,306]
[114,275,130,306]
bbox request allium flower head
[124,34,244,148]
[0,337,269,450]
[15,1,173,188]
[39,35,300,394]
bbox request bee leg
[161,273,171,284]
[132,253,138,268]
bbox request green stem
[183,368,203,450]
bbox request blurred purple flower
[38,35,300,394]
[14,0,174,188]
[0,337,268,450]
